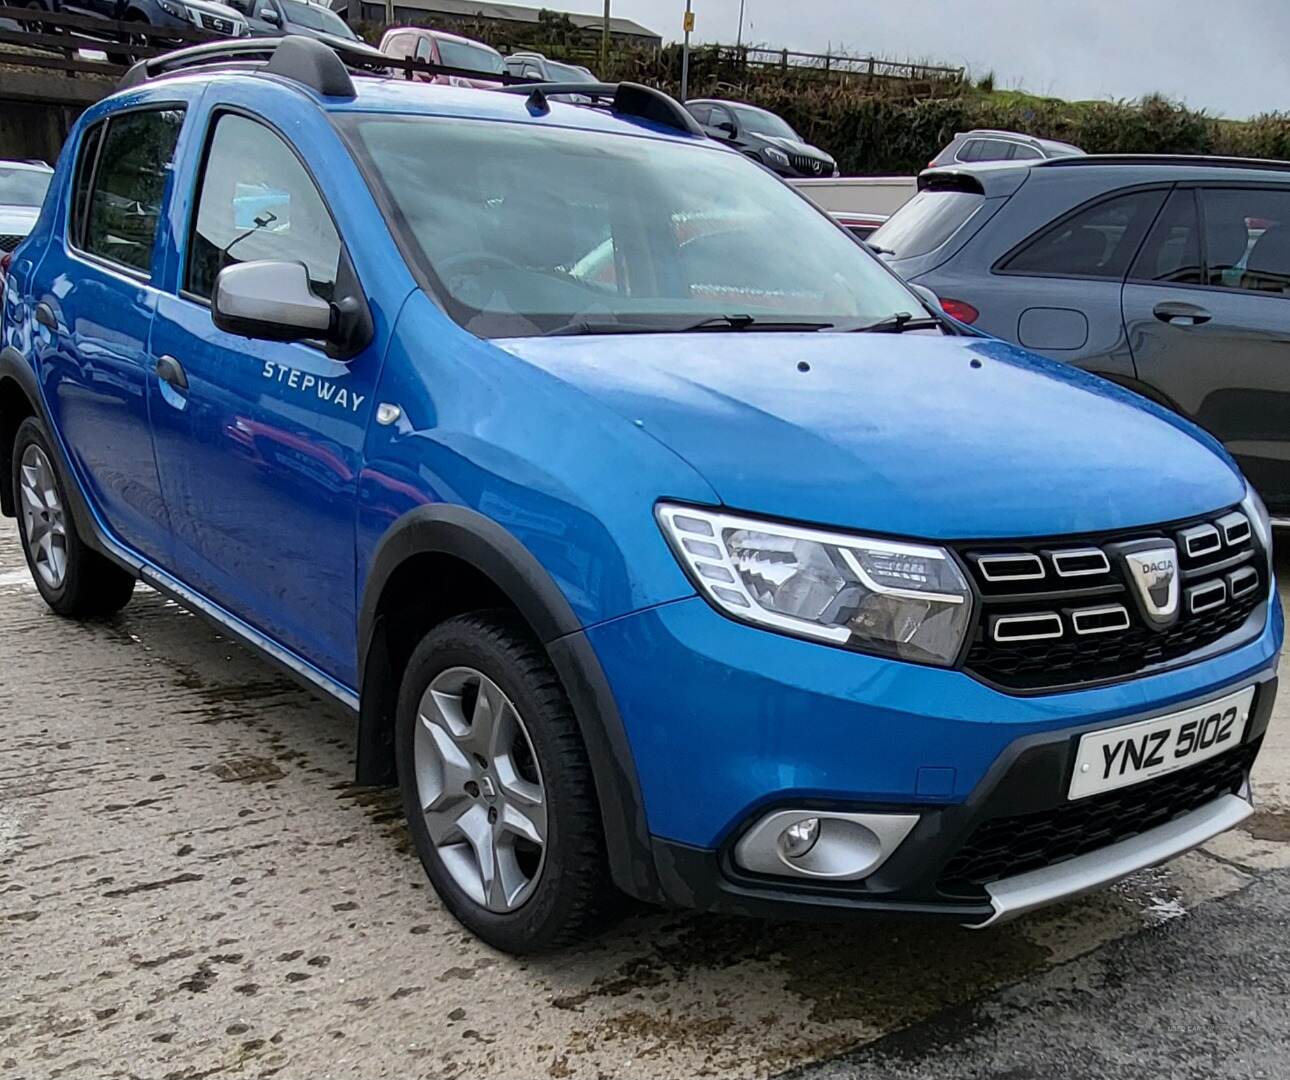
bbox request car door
[35,105,186,560]
[1122,184,1290,513]
[148,106,381,683]
[977,186,1168,379]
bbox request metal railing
[708,44,963,84]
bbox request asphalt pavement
[1,520,1287,1079]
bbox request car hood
[0,205,40,235]
[184,0,245,19]
[494,332,1245,540]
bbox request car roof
[920,153,1290,198]
[0,159,54,173]
[114,65,706,148]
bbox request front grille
[199,13,235,33]
[956,507,1264,692]
[788,153,827,176]
[0,234,23,253]
[938,740,1258,897]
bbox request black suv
[685,99,837,178]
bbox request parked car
[0,161,52,256]
[871,156,1290,519]
[228,0,356,39]
[0,160,53,310]
[379,26,504,87]
[2,38,1280,955]
[29,0,248,47]
[789,176,918,240]
[929,129,1084,168]
[503,51,596,83]
[685,99,837,178]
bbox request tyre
[11,416,135,618]
[396,611,614,953]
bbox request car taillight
[938,296,979,324]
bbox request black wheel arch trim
[356,503,665,904]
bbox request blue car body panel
[1,66,1282,918]
[588,595,1283,847]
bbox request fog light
[779,817,820,859]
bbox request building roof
[360,0,660,40]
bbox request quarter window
[1128,188,1201,284]
[1201,187,1290,294]
[186,113,340,303]
[70,121,104,250]
[1004,189,1167,280]
[80,108,184,274]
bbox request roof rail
[117,34,389,97]
[493,81,703,136]
[1038,153,1290,172]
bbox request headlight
[763,146,791,168]
[1242,483,1275,583]
[157,0,182,13]
[657,503,973,666]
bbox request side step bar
[972,792,1253,927]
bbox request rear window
[868,189,984,259]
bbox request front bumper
[585,591,1282,921]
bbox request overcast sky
[569,0,1289,119]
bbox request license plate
[1068,686,1255,800]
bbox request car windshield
[544,60,597,83]
[868,189,985,259]
[342,116,919,338]
[279,0,354,35]
[0,167,51,208]
[728,104,800,141]
[435,38,504,74]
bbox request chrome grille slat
[975,553,1045,583]
[1070,604,1131,636]
[1178,522,1222,559]
[1048,547,1111,578]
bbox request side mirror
[213,261,332,343]
[713,120,736,137]
[259,6,280,23]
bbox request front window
[434,38,504,75]
[280,0,354,37]
[727,104,799,141]
[0,167,51,208]
[341,116,920,338]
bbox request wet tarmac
[1,522,1286,1079]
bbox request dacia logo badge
[1123,543,1180,627]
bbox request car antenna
[525,87,550,116]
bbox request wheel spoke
[496,799,544,846]
[416,709,475,812]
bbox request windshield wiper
[680,314,834,332]
[850,311,945,333]
[543,319,675,337]
[543,314,835,337]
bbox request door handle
[34,302,57,330]
[1152,301,1211,326]
[155,354,189,392]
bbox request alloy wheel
[19,444,68,590]
[414,666,548,912]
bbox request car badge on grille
[1120,542,1180,628]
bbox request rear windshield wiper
[850,311,945,333]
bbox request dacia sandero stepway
[0,37,1281,952]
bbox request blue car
[0,38,1281,953]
